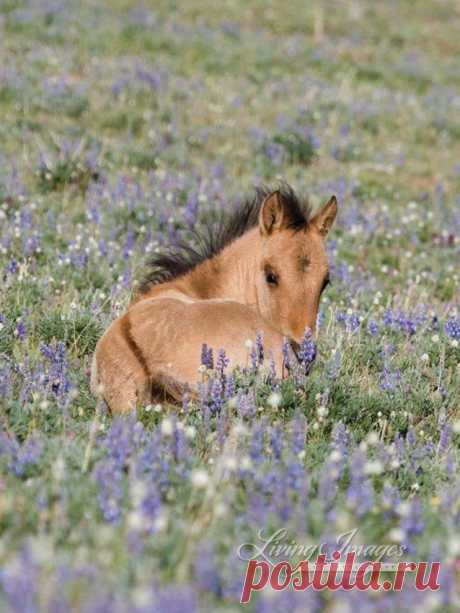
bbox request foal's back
[92,294,286,411]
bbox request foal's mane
[138,183,311,293]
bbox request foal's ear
[311,195,337,237]
[259,191,286,236]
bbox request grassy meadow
[0,0,460,610]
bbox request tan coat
[91,190,337,411]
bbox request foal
[91,186,337,411]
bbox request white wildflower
[132,588,152,608]
[388,528,405,543]
[153,513,168,532]
[53,456,66,482]
[160,417,174,436]
[240,456,252,470]
[330,450,341,463]
[367,432,379,445]
[224,457,237,471]
[127,511,144,531]
[214,502,227,518]
[365,460,383,475]
[185,425,196,440]
[191,469,209,488]
[267,392,281,408]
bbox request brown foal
[91,186,337,411]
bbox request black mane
[138,183,311,293]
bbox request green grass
[0,0,460,611]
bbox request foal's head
[254,190,337,343]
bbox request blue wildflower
[445,318,460,340]
[297,328,317,372]
[200,343,214,370]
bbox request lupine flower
[92,457,124,522]
[336,310,360,333]
[383,309,426,335]
[406,428,416,447]
[381,481,401,518]
[297,328,317,372]
[249,421,266,462]
[281,337,291,371]
[209,377,224,415]
[0,365,14,400]
[317,453,342,512]
[0,430,43,476]
[154,585,198,613]
[14,318,27,341]
[445,317,460,340]
[347,449,374,517]
[290,412,307,455]
[194,541,222,596]
[40,341,72,405]
[0,546,38,613]
[5,259,19,274]
[237,390,256,419]
[200,343,213,370]
[438,422,451,455]
[326,349,341,379]
[379,365,402,392]
[224,374,235,399]
[331,422,349,458]
[250,331,264,369]
[399,497,425,554]
[270,426,283,460]
[367,319,379,336]
[215,348,229,378]
[184,191,199,228]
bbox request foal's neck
[146,228,260,307]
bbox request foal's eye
[265,271,279,286]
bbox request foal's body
[93,226,289,411]
[94,294,286,411]
[91,187,337,412]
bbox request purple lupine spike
[15,318,27,341]
[209,377,224,415]
[224,374,235,399]
[200,343,213,370]
[445,318,460,340]
[250,332,264,370]
[331,422,349,458]
[346,449,374,517]
[297,328,317,373]
[367,319,379,336]
[237,390,256,419]
[216,348,229,376]
[438,423,450,455]
[282,337,291,371]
